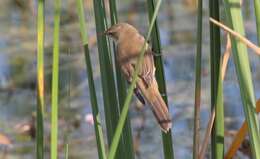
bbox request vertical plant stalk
[193,0,203,158]
[223,0,260,158]
[65,144,69,159]
[76,0,107,158]
[107,1,162,159]
[92,0,125,158]
[253,0,260,46]
[36,0,45,158]
[209,1,224,158]
[51,0,61,158]
[199,33,231,159]
[146,0,174,159]
[108,0,135,159]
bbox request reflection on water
[0,0,259,158]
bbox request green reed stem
[146,0,175,159]
[253,0,260,46]
[65,144,69,159]
[92,0,126,158]
[76,1,107,158]
[51,0,61,158]
[108,0,135,159]
[193,0,202,158]
[107,1,162,159]
[36,0,45,158]
[209,1,224,158]
[223,0,260,158]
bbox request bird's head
[104,23,138,41]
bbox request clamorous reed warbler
[104,23,172,132]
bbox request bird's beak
[104,27,114,36]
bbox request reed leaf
[51,0,61,158]
[36,0,45,158]
[108,0,135,159]
[76,0,107,158]
[107,1,162,159]
[223,0,260,158]
[209,1,224,158]
[193,0,202,158]
[146,0,174,159]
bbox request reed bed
[32,0,260,158]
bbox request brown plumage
[104,23,172,132]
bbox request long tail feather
[137,79,172,132]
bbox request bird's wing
[139,49,156,87]
[120,61,146,105]
[118,42,156,86]
[119,48,155,86]
[118,46,171,132]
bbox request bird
[104,23,172,132]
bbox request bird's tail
[137,79,172,132]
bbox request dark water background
[0,0,259,158]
